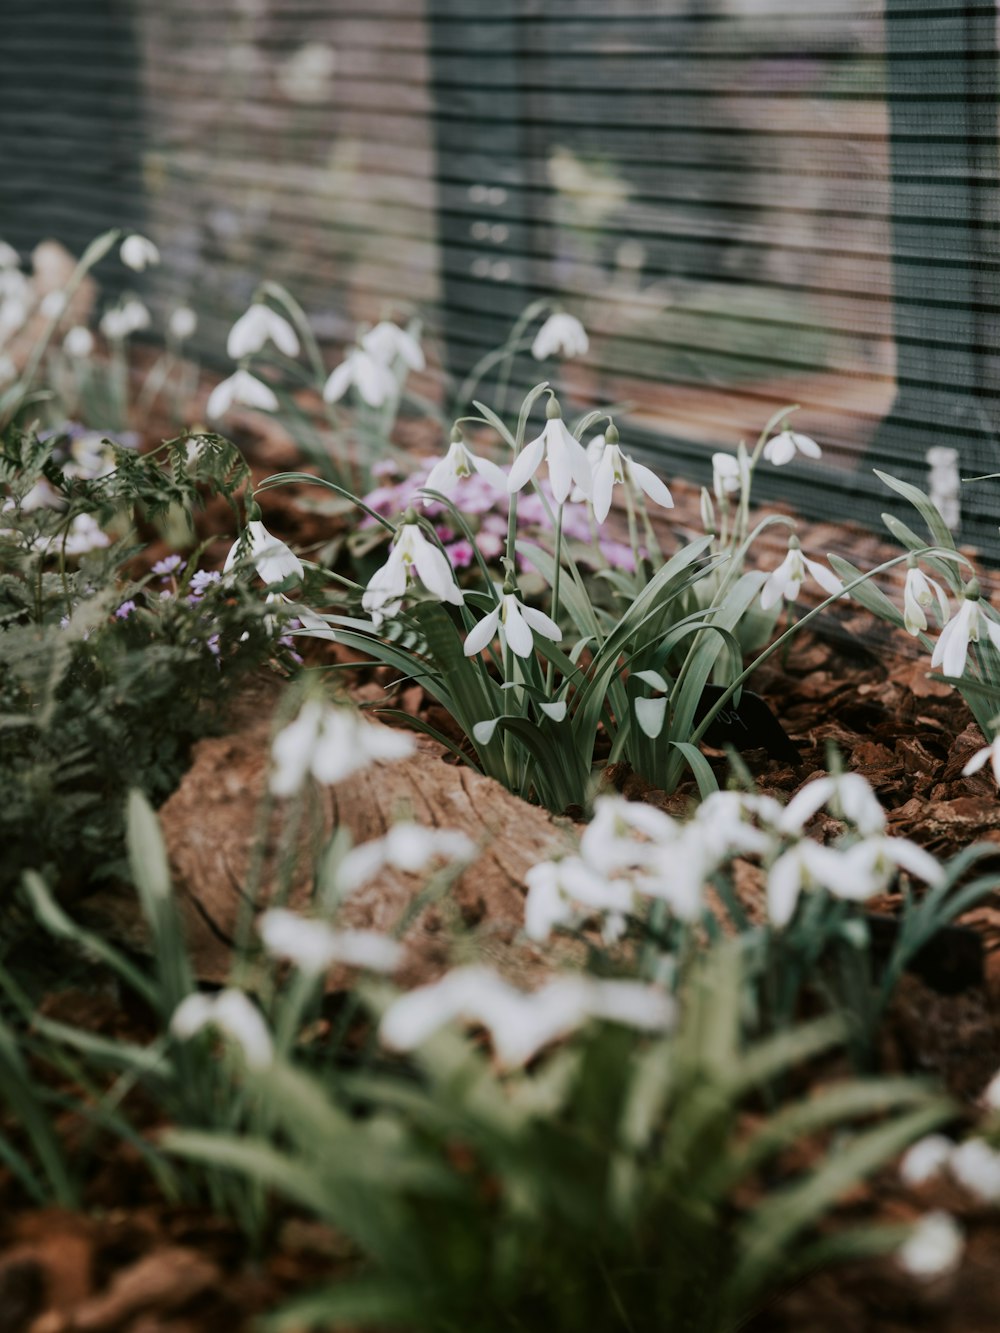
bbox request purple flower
[152,554,184,577]
[190,569,221,593]
[206,633,221,656]
[448,540,475,570]
[115,600,136,619]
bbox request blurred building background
[2,0,999,545]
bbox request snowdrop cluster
[379,965,673,1069]
[523,771,941,941]
[269,696,415,797]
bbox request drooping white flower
[507,397,593,504]
[903,562,949,637]
[99,298,151,341]
[960,734,1000,786]
[524,857,634,943]
[259,909,403,975]
[900,1135,954,1188]
[379,965,673,1068]
[712,447,750,500]
[323,347,397,408]
[931,583,1000,679]
[778,772,886,837]
[766,840,857,929]
[950,1137,1000,1202]
[590,424,674,524]
[531,311,589,361]
[633,825,715,922]
[269,698,415,797]
[0,240,19,269]
[694,790,783,858]
[462,589,561,659]
[62,513,111,556]
[169,306,198,342]
[897,1212,963,1281]
[171,989,273,1068]
[838,836,942,895]
[63,326,94,359]
[120,234,161,272]
[206,369,279,418]
[421,430,507,499]
[362,518,464,627]
[760,536,844,611]
[362,320,425,371]
[762,428,822,467]
[227,303,300,360]
[39,291,67,320]
[336,823,477,895]
[224,519,303,585]
[580,796,680,877]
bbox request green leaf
[635,695,667,739]
[875,470,957,553]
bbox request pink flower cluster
[362,457,637,573]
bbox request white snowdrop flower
[838,836,941,896]
[0,296,27,340]
[206,369,279,418]
[931,582,1000,680]
[0,240,19,269]
[224,518,303,586]
[171,989,273,1069]
[227,303,300,360]
[337,824,476,895]
[507,397,594,504]
[778,772,886,837]
[463,588,561,660]
[900,1135,955,1188]
[39,291,67,320]
[962,735,1000,787]
[712,447,750,500]
[570,434,606,504]
[269,698,414,798]
[580,796,679,878]
[120,233,160,272]
[63,326,94,359]
[897,1212,963,1282]
[590,423,673,524]
[379,966,672,1069]
[524,857,634,943]
[362,320,425,372]
[168,306,198,342]
[63,513,110,556]
[760,536,844,611]
[531,311,589,361]
[951,1137,1000,1202]
[259,909,403,975]
[634,825,714,921]
[322,347,397,408]
[766,841,856,929]
[362,517,464,627]
[903,562,949,637]
[982,1067,1000,1111]
[694,791,782,859]
[762,428,822,467]
[100,298,150,341]
[421,429,507,498]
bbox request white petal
[767,850,804,928]
[591,451,616,524]
[627,460,674,511]
[463,606,501,657]
[412,537,463,605]
[206,376,235,419]
[507,434,546,493]
[804,557,844,599]
[471,454,508,491]
[322,360,354,404]
[962,746,991,776]
[502,598,535,657]
[520,604,562,642]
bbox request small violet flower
[507,396,593,505]
[760,536,844,611]
[114,600,136,620]
[930,579,1000,679]
[531,311,588,361]
[151,554,183,577]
